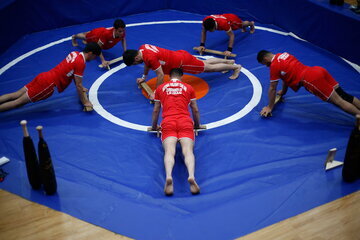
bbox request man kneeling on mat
[149,68,205,196]
[0,42,101,112]
[257,50,360,117]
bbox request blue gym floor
[0,10,359,240]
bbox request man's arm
[151,101,161,130]
[154,67,165,87]
[224,30,234,57]
[74,76,92,108]
[197,27,207,52]
[136,65,151,84]
[121,38,127,52]
[190,100,201,128]
[96,41,109,68]
[260,81,279,117]
[277,81,288,96]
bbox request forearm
[227,32,234,49]
[155,69,164,86]
[151,109,160,129]
[192,109,201,128]
[76,82,88,105]
[99,52,106,62]
[201,29,207,45]
[267,87,277,110]
[281,82,288,95]
[122,38,127,52]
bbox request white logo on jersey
[145,44,160,53]
[162,82,187,95]
[277,52,289,62]
[66,52,78,63]
[211,15,226,19]
[66,70,74,77]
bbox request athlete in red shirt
[0,43,101,112]
[72,19,126,69]
[123,44,241,98]
[197,14,255,57]
[150,68,205,195]
[257,50,360,117]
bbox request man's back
[155,79,196,119]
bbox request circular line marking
[0,20,358,131]
[89,56,261,131]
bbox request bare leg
[204,62,242,79]
[204,58,235,65]
[328,91,360,116]
[0,89,31,112]
[179,138,200,194]
[0,87,27,104]
[72,32,87,47]
[162,137,178,195]
[352,97,360,110]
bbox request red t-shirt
[86,27,125,50]
[47,51,86,93]
[203,14,242,31]
[139,44,185,74]
[154,79,196,119]
[270,53,309,91]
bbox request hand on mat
[148,125,161,131]
[195,124,207,130]
[101,60,110,69]
[83,101,93,112]
[260,106,272,117]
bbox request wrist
[141,74,147,80]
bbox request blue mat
[1,10,359,240]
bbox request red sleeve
[98,28,111,46]
[270,62,280,82]
[145,53,161,71]
[73,56,85,78]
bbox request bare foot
[222,60,235,73]
[188,178,200,195]
[229,64,242,80]
[250,21,255,34]
[164,178,173,196]
[71,35,78,47]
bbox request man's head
[123,50,142,66]
[203,18,216,32]
[257,50,274,67]
[83,42,102,61]
[170,68,183,79]
[113,19,126,37]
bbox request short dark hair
[170,68,183,77]
[122,50,139,66]
[114,19,125,29]
[84,42,102,56]
[257,50,271,63]
[203,18,216,31]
